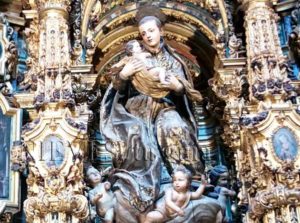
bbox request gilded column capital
[23,0,70,18]
[240,0,296,103]
[234,1,300,222]
[34,0,70,11]
[238,0,278,11]
[21,1,89,223]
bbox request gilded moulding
[23,105,89,222]
[0,93,22,216]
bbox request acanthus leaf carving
[211,67,248,150]
[70,0,83,65]
[250,185,300,219]
[10,140,27,173]
[5,26,18,81]
[24,145,88,222]
[228,34,244,59]
[20,18,40,91]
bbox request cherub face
[131,41,142,53]
[217,171,229,187]
[173,171,189,192]
[88,170,101,184]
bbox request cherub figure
[208,165,236,222]
[86,166,115,223]
[145,166,207,223]
[112,40,168,84]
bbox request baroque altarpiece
[0,0,300,222]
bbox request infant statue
[112,39,168,84]
[86,166,116,223]
[145,166,207,223]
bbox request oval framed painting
[41,134,66,169]
[272,127,298,161]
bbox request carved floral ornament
[82,0,227,37]
[23,0,71,13]
[0,14,17,82]
[236,104,300,219]
[237,0,279,9]
[21,104,89,222]
[210,63,248,150]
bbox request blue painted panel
[0,108,11,199]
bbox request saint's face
[139,20,161,50]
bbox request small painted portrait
[42,135,65,168]
[272,127,298,161]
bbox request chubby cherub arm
[220,187,236,197]
[89,190,103,206]
[165,189,184,215]
[89,189,103,205]
[190,175,207,200]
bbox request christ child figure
[112,40,168,84]
[145,166,207,223]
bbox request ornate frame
[270,126,300,164]
[0,93,22,214]
[39,134,70,172]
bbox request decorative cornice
[250,186,300,218]
[22,10,38,19]
[3,12,25,26]
[238,0,276,11]
[275,0,298,12]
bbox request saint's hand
[162,74,183,92]
[120,58,144,80]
